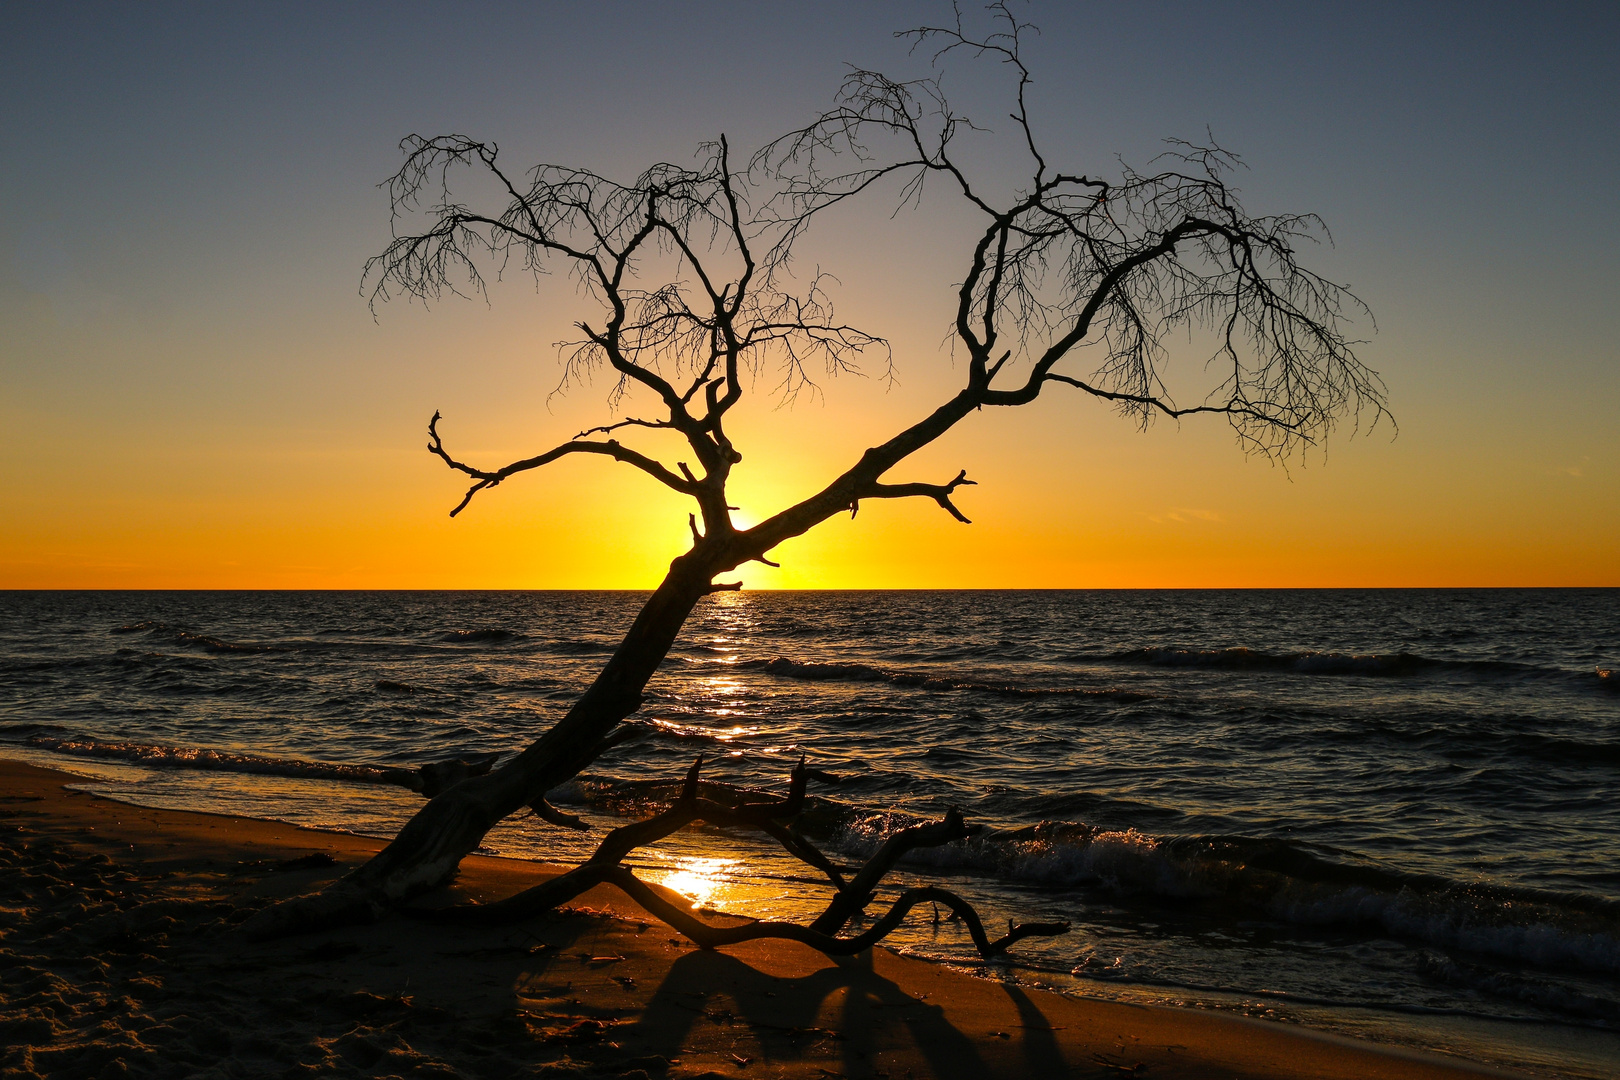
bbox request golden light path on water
[638,654,796,914]
[644,855,741,910]
[647,719,760,742]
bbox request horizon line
[3,585,1616,594]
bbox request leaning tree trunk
[242,550,719,937]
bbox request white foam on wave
[828,811,1620,976]
[28,735,413,787]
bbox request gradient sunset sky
[3,1,1616,589]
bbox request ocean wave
[27,735,419,788]
[1495,731,1620,767]
[112,648,170,661]
[1415,951,1620,1020]
[0,721,73,740]
[109,620,275,654]
[744,657,1151,701]
[543,639,616,654]
[439,629,523,644]
[632,718,764,745]
[1102,647,1539,678]
[565,774,781,816]
[547,770,1620,978]
[826,815,1620,976]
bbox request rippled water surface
[2,589,1617,1076]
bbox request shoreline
[1,757,1533,1079]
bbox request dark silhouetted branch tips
[681,756,704,803]
[753,9,1384,462]
[730,755,809,822]
[575,416,670,440]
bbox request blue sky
[3,2,1616,586]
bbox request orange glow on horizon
[2,359,1615,590]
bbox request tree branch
[428,411,698,517]
[852,469,976,524]
[421,758,1068,960]
[574,416,673,439]
[1042,374,1306,430]
[809,806,971,934]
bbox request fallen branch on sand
[417,756,1071,960]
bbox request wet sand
[1,758,1525,1079]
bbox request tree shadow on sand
[629,946,1074,1079]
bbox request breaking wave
[826,815,1620,977]
[547,767,1620,983]
[26,735,419,789]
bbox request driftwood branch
[809,805,970,933]
[422,758,1068,960]
[610,869,1066,958]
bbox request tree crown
[365,3,1387,576]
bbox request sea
[2,589,1617,1077]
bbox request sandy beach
[0,758,1527,1079]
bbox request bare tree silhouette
[245,5,1385,944]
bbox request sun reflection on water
[649,718,760,741]
[646,854,740,909]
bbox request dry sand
[1,758,1525,1079]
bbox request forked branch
[607,871,1069,958]
[852,469,977,523]
[427,411,699,517]
[425,758,1069,960]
